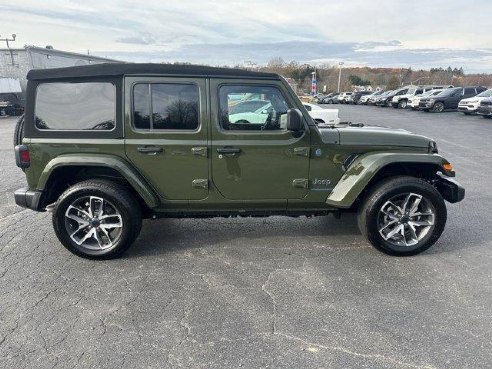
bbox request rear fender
[37,154,160,208]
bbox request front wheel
[432,102,445,113]
[398,100,408,109]
[358,176,447,256]
[53,180,142,259]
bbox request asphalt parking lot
[1,106,491,369]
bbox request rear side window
[464,87,476,95]
[132,83,199,131]
[35,82,115,130]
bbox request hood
[461,96,484,103]
[319,125,432,148]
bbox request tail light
[15,145,30,168]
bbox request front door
[124,77,209,200]
[210,80,310,200]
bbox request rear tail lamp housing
[15,145,30,168]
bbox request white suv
[337,92,353,104]
[408,89,443,110]
[458,89,492,115]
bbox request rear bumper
[436,175,465,204]
[14,187,44,211]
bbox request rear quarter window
[35,82,116,130]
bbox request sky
[1,0,491,72]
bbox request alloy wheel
[64,196,123,251]
[377,192,435,247]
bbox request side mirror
[287,109,303,131]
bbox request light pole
[0,34,17,65]
[337,61,344,93]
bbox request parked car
[358,90,384,105]
[347,91,372,105]
[337,92,353,104]
[376,89,409,107]
[320,93,339,104]
[391,86,430,109]
[370,90,392,105]
[476,98,492,118]
[458,89,492,115]
[408,89,444,110]
[0,100,24,116]
[302,103,341,124]
[420,86,487,113]
[13,63,464,259]
[228,100,274,124]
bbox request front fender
[326,152,450,208]
[37,154,160,208]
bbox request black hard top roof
[27,63,280,81]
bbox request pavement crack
[277,332,438,369]
[261,271,277,334]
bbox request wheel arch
[325,152,451,209]
[37,154,160,212]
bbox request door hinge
[192,179,208,190]
[191,147,208,157]
[293,147,310,157]
[292,179,309,189]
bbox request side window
[133,83,199,131]
[454,89,464,97]
[464,87,476,95]
[35,82,115,130]
[219,85,289,131]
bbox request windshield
[420,89,441,97]
[407,88,417,95]
[477,89,492,98]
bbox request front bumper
[436,175,465,204]
[458,104,479,113]
[477,106,492,116]
[14,188,44,211]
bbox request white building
[0,46,117,105]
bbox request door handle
[137,146,163,154]
[217,147,241,156]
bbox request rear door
[210,79,311,200]
[124,77,209,200]
[447,88,464,108]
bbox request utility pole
[337,61,344,93]
[0,34,17,65]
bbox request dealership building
[0,45,117,106]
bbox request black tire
[432,102,444,113]
[13,114,25,147]
[398,100,408,109]
[357,176,447,256]
[53,180,142,259]
[463,112,471,115]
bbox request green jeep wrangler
[14,63,464,259]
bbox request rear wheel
[53,180,142,259]
[398,100,408,109]
[358,176,447,256]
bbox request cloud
[102,41,492,73]
[116,33,156,45]
[0,0,491,72]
